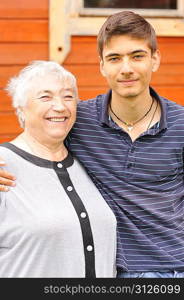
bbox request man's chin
[118,92,139,99]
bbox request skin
[100,35,161,140]
[0,164,15,191]
[0,74,77,190]
[0,34,161,189]
[17,75,77,160]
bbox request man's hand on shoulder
[0,160,16,192]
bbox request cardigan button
[57,163,63,168]
[67,186,73,191]
[87,245,93,251]
[80,212,87,218]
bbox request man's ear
[152,49,161,72]
[100,59,107,77]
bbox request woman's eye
[64,95,74,101]
[39,95,51,101]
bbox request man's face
[100,35,160,101]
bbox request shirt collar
[0,142,74,169]
[99,89,112,126]
[149,87,167,130]
[98,87,168,131]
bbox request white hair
[5,60,78,127]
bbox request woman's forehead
[29,75,75,93]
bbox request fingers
[0,184,10,192]
[0,169,16,191]
[0,179,16,191]
[0,168,16,180]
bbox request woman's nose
[51,97,66,111]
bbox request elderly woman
[0,61,116,278]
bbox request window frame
[49,0,184,64]
[81,0,184,17]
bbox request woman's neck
[11,132,68,161]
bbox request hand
[0,161,16,191]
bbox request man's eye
[109,57,119,62]
[133,55,144,59]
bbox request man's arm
[0,160,16,191]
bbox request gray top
[0,143,116,278]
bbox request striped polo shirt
[68,87,184,272]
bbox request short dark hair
[97,11,157,58]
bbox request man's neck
[109,90,161,142]
[110,90,152,123]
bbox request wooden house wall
[64,36,184,104]
[0,0,184,142]
[0,0,48,142]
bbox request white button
[67,186,73,191]
[87,245,93,251]
[57,163,63,168]
[80,212,87,218]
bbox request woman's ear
[17,107,25,128]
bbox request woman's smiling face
[21,74,77,144]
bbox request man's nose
[119,59,133,74]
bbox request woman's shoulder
[0,143,14,154]
[0,143,22,163]
[0,143,11,154]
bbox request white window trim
[49,0,184,64]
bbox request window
[49,0,184,63]
[84,0,177,9]
[81,0,183,16]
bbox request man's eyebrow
[104,53,120,58]
[131,49,148,54]
[104,49,148,58]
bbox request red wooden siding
[0,1,184,142]
[0,0,49,142]
[64,36,184,105]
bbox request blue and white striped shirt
[68,87,184,272]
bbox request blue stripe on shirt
[68,87,184,272]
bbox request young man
[1,11,184,277]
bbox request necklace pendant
[127,125,133,132]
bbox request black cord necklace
[109,97,154,132]
[146,99,158,130]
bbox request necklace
[109,97,154,132]
[147,99,158,130]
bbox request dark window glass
[84,0,177,9]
